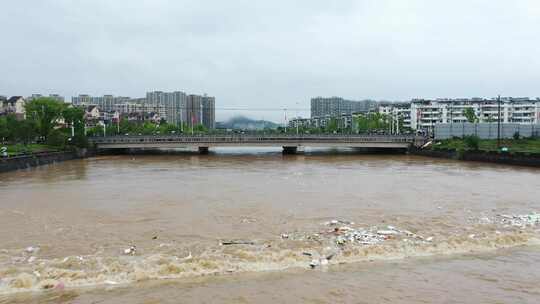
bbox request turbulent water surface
[1,148,540,303]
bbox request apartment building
[378,102,412,130]
[410,98,540,132]
[311,97,377,118]
[27,94,65,102]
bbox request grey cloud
[1,0,539,121]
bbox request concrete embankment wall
[435,123,540,140]
[410,148,540,167]
[0,149,95,173]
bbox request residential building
[186,94,202,127]
[145,91,187,125]
[201,95,216,129]
[378,102,412,130]
[303,96,540,133]
[410,98,540,133]
[311,97,377,118]
[84,105,101,127]
[71,91,216,129]
[28,94,65,102]
[72,94,130,112]
[0,96,26,119]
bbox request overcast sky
[1,0,539,121]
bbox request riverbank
[410,147,540,167]
[0,149,95,173]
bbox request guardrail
[90,134,417,144]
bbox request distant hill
[216,116,280,130]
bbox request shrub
[463,135,480,151]
[70,134,89,148]
[46,129,68,148]
[513,132,520,140]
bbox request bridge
[89,134,424,154]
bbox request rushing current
[1,148,540,303]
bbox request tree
[46,129,68,147]
[25,97,66,140]
[142,121,157,135]
[62,106,85,136]
[13,119,38,144]
[194,124,208,133]
[0,116,9,142]
[463,108,477,123]
[326,118,339,133]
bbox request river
[1,148,539,303]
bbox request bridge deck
[90,135,420,149]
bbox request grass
[432,138,540,154]
[2,144,60,156]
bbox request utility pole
[284,108,287,133]
[497,95,501,148]
[396,112,399,135]
[200,103,204,130]
[179,102,183,133]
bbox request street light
[284,108,287,133]
[295,102,299,135]
[497,95,501,148]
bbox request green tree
[463,108,478,123]
[326,118,339,133]
[46,129,68,148]
[0,116,9,142]
[25,97,66,140]
[142,121,158,135]
[14,119,38,144]
[62,106,85,136]
[194,124,208,133]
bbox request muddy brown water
[1,148,539,303]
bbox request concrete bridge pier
[198,147,209,154]
[282,146,298,155]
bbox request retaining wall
[410,148,540,167]
[0,149,94,173]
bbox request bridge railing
[89,134,418,144]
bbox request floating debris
[178,252,193,261]
[376,230,399,236]
[123,246,137,255]
[308,253,335,269]
[220,240,255,246]
[309,259,320,268]
[282,222,427,248]
[324,219,355,226]
[240,218,257,224]
[496,213,540,228]
[25,246,39,254]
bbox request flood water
[1,148,540,303]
